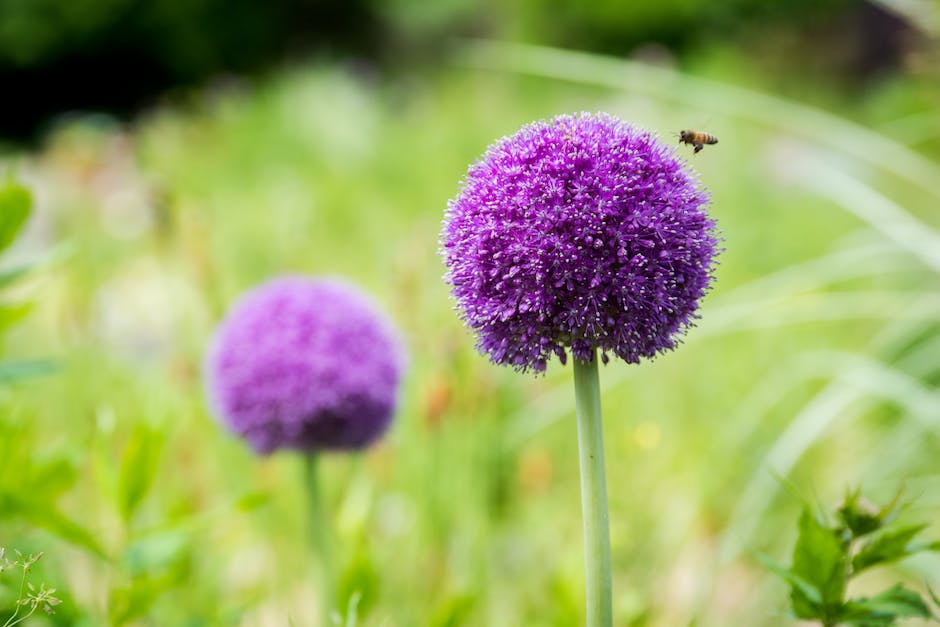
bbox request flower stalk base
[573,351,613,627]
[304,455,335,626]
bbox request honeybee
[678,129,718,154]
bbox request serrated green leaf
[852,524,929,573]
[0,182,31,254]
[0,491,106,558]
[792,509,846,612]
[841,584,933,624]
[116,424,164,522]
[0,359,58,383]
[756,551,823,607]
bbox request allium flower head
[442,113,720,372]
[205,277,405,454]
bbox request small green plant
[761,489,940,626]
[0,547,62,626]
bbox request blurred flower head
[442,112,720,372]
[205,276,406,454]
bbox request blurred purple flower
[205,277,405,454]
[442,113,720,372]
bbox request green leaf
[756,551,823,607]
[0,491,106,558]
[0,182,31,254]
[0,359,58,383]
[852,524,933,573]
[116,424,164,523]
[792,509,847,612]
[841,585,933,624]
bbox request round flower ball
[442,112,720,372]
[205,277,406,454]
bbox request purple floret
[205,277,405,454]
[442,113,720,373]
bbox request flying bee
[678,129,718,154]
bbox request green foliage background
[1,3,940,625]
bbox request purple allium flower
[442,113,720,373]
[205,277,406,454]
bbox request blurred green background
[1,0,940,625]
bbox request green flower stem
[304,455,335,627]
[573,351,613,627]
